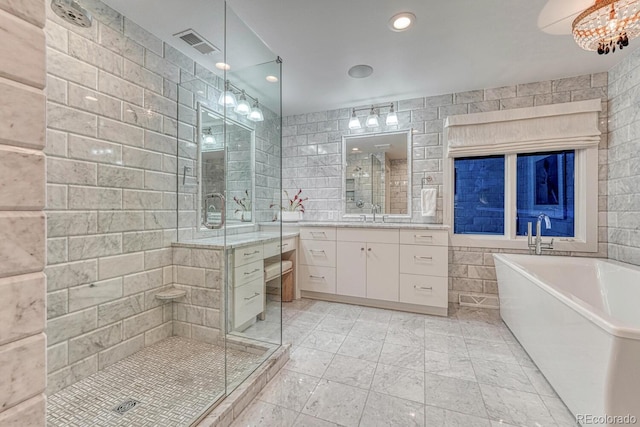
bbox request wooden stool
[264,260,294,303]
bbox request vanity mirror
[198,104,255,229]
[342,130,412,218]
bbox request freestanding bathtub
[494,254,640,425]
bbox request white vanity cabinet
[299,225,449,316]
[336,229,399,301]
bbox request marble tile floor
[231,299,578,427]
[47,337,265,427]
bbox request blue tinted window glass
[516,151,575,237]
[454,156,505,235]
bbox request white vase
[281,211,302,222]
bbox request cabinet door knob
[361,247,365,251]
[368,248,372,251]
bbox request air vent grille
[173,29,219,56]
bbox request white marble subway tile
[47,342,67,373]
[190,325,220,344]
[0,273,45,346]
[123,104,163,132]
[97,252,144,280]
[144,130,178,155]
[47,103,97,137]
[47,354,96,395]
[191,288,220,309]
[0,80,46,150]
[144,322,172,346]
[67,134,120,165]
[484,85,516,101]
[145,88,178,119]
[68,186,122,210]
[122,146,163,171]
[122,230,164,252]
[552,74,592,93]
[123,306,162,339]
[0,212,45,278]
[97,294,144,326]
[44,129,67,158]
[47,211,97,239]
[45,259,97,291]
[144,170,176,192]
[123,268,163,296]
[46,74,67,104]
[47,289,68,319]
[98,70,143,106]
[47,157,96,186]
[0,10,45,88]
[123,59,163,94]
[47,48,97,89]
[0,146,45,210]
[67,233,122,261]
[68,277,123,312]
[144,248,172,270]
[122,18,162,56]
[69,32,123,76]
[67,83,122,120]
[46,237,67,265]
[191,248,221,269]
[46,307,97,345]
[97,211,144,233]
[97,164,144,189]
[97,116,144,147]
[98,23,144,65]
[0,334,45,412]
[122,189,163,209]
[68,322,122,364]
[144,210,177,230]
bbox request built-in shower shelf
[155,288,187,301]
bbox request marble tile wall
[282,73,609,303]
[607,48,640,266]
[0,0,47,424]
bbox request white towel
[421,188,437,217]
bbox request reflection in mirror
[343,131,412,217]
[198,104,255,229]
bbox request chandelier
[572,0,640,54]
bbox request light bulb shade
[572,0,640,54]
[386,111,399,126]
[234,98,251,115]
[365,109,379,128]
[218,90,237,107]
[205,135,215,144]
[348,111,362,130]
[248,102,264,122]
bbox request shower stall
[44,0,282,425]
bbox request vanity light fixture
[348,103,398,130]
[573,0,640,54]
[389,12,416,32]
[365,107,380,128]
[234,90,251,115]
[248,99,264,122]
[218,80,237,107]
[349,109,362,130]
[202,127,216,145]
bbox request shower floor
[47,337,265,427]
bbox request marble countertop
[261,221,450,230]
[173,231,300,250]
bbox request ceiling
[103,0,636,116]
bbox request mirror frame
[196,103,256,232]
[341,129,413,219]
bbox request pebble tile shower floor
[231,299,578,427]
[47,337,264,427]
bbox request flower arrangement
[270,189,308,212]
[233,190,251,221]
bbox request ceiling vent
[173,29,218,55]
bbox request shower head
[51,0,92,28]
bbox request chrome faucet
[527,213,554,255]
[370,204,379,222]
[360,214,367,222]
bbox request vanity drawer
[299,240,336,267]
[299,265,336,294]
[300,227,337,241]
[337,228,399,244]
[263,237,297,258]
[234,244,263,267]
[235,260,264,287]
[399,274,448,308]
[400,245,448,277]
[234,278,264,326]
[400,229,448,247]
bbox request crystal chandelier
[572,0,640,54]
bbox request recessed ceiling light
[266,75,279,83]
[389,12,416,32]
[215,62,231,71]
[348,64,373,79]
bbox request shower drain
[112,399,140,415]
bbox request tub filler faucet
[527,213,554,255]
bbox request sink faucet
[360,214,367,222]
[370,204,379,222]
[527,213,554,255]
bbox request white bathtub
[494,254,640,425]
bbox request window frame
[444,147,598,252]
